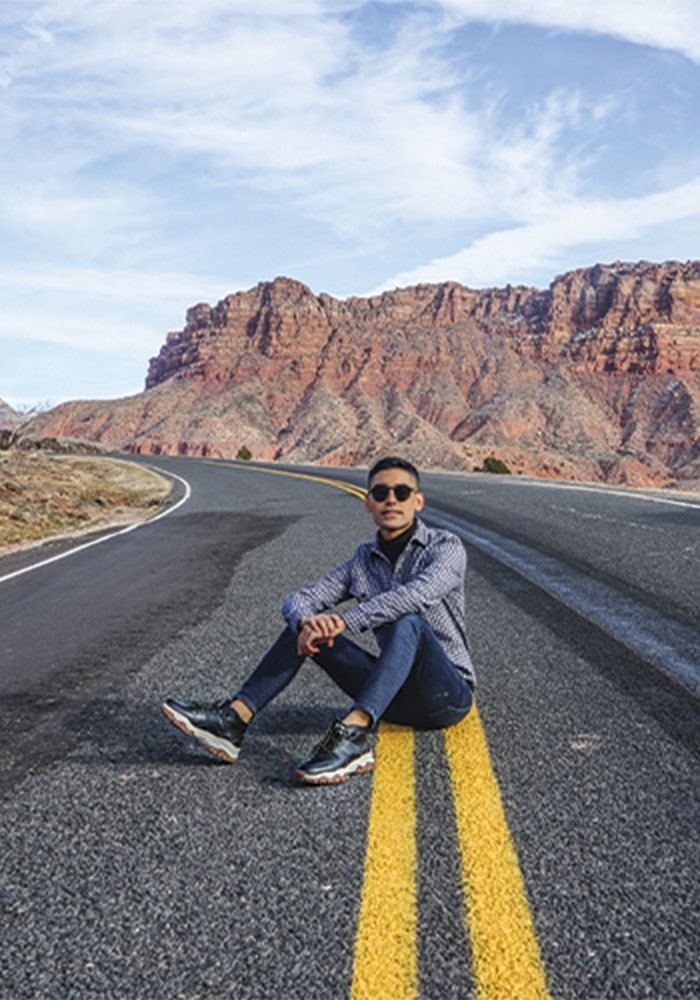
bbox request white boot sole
[296,750,375,785]
[161,700,240,763]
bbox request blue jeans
[234,614,473,728]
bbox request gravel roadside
[0,452,173,556]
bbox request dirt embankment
[0,453,172,554]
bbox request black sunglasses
[368,483,417,502]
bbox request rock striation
[29,260,700,487]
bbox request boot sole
[160,699,240,763]
[295,751,375,785]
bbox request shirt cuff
[341,606,369,632]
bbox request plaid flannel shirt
[281,517,475,683]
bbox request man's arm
[281,558,354,634]
[342,534,465,633]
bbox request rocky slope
[28,260,700,487]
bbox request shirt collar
[412,516,429,546]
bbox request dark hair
[367,456,421,488]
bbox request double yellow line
[207,460,368,500]
[351,713,549,1000]
[214,460,549,999]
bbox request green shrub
[475,455,511,475]
[236,445,253,461]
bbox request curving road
[1,456,698,999]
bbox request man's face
[365,467,424,538]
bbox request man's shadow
[68,697,342,784]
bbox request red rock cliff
[30,261,700,487]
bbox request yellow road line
[351,723,418,1000]
[206,459,367,498]
[445,707,550,1000]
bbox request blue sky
[1,0,699,408]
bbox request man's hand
[297,614,347,656]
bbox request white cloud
[0,188,153,260]
[0,1,596,226]
[1,0,694,260]
[0,266,231,306]
[0,267,236,361]
[430,0,700,63]
[0,307,162,359]
[0,0,698,358]
[370,177,700,291]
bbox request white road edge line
[484,479,700,510]
[0,463,192,586]
[426,506,700,696]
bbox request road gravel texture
[1,457,698,999]
[2,467,375,999]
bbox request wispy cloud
[1,307,160,359]
[0,0,621,244]
[0,266,231,305]
[0,0,698,406]
[371,177,700,291]
[0,265,236,365]
[432,0,700,63]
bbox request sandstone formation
[28,260,700,487]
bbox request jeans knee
[402,613,429,631]
[380,614,427,640]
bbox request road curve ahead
[1,456,698,1000]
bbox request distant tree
[236,445,253,461]
[474,455,511,475]
[1,401,54,450]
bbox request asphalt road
[1,456,698,1000]
[315,464,700,632]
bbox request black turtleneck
[377,519,417,568]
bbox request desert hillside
[0,453,171,553]
[27,260,700,488]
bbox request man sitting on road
[161,456,476,784]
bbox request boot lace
[310,721,344,755]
